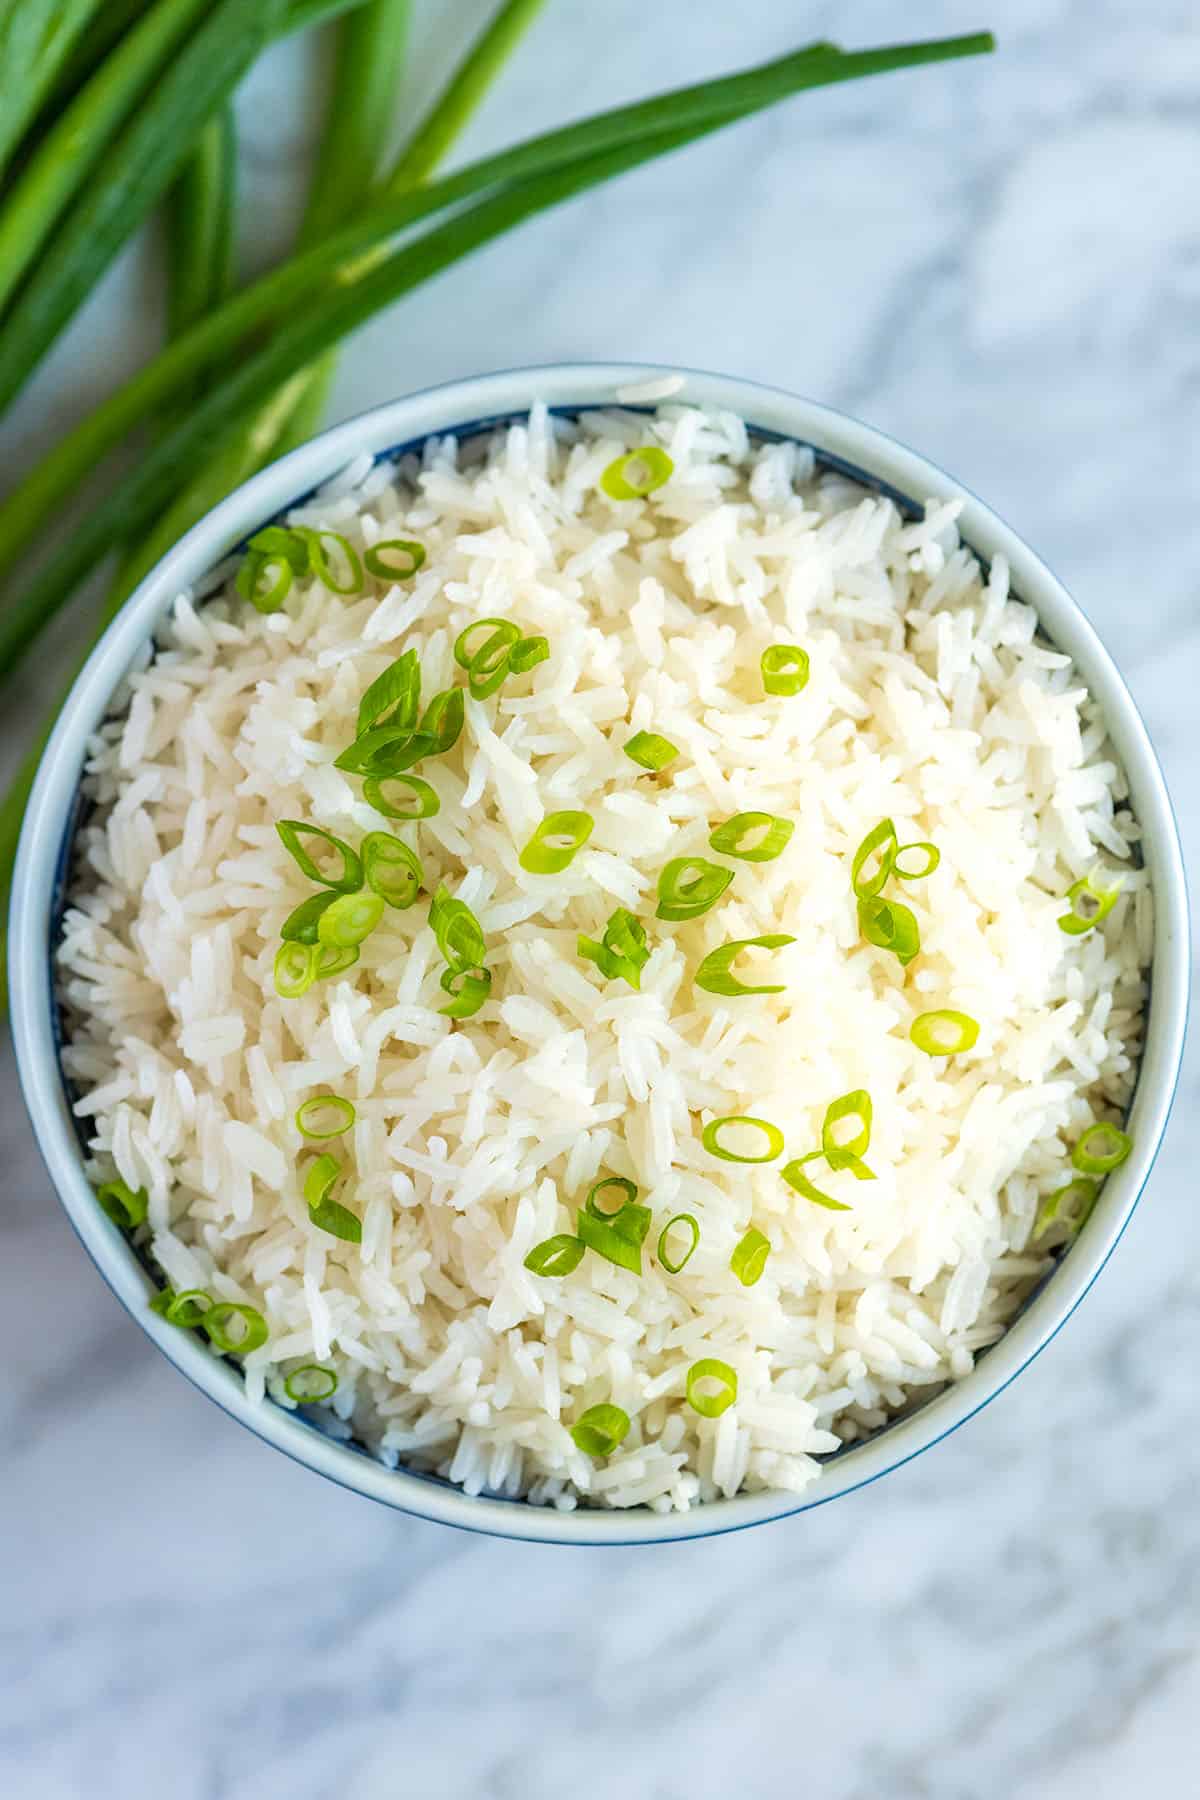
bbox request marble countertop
[3,3,1197,1794]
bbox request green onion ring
[364,538,425,581]
[760,644,810,696]
[730,1226,771,1287]
[656,856,734,921]
[857,895,921,966]
[164,1289,213,1329]
[1034,1177,1100,1239]
[694,933,794,997]
[280,891,337,944]
[356,647,421,737]
[274,940,318,999]
[894,840,941,880]
[295,527,363,596]
[851,818,898,900]
[1071,1121,1133,1175]
[708,811,794,863]
[686,1358,738,1418]
[523,1234,585,1277]
[95,1178,148,1229]
[599,446,674,500]
[519,811,594,874]
[362,831,423,909]
[624,730,679,772]
[333,725,420,776]
[571,1402,632,1457]
[276,820,362,892]
[453,617,520,670]
[585,1175,639,1218]
[295,1095,356,1140]
[781,1151,854,1212]
[284,1364,339,1403]
[439,965,491,1018]
[509,635,550,674]
[314,943,359,981]
[303,1153,362,1243]
[1057,867,1123,936]
[578,907,649,989]
[822,1089,873,1168]
[236,551,292,614]
[577,1203,651,1274]
[701,1115,785,1164]
[316,890,384,949]
[362,773,440,819]
[204,1302,269,1355]
[429,886,487,971]
[657,1213,700,1274]
[910,1010,979,1055]
[248,526,309,574]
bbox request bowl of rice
[12,363,1187,1544]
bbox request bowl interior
[15,365,1190,1543]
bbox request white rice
[57,402,1150,1513]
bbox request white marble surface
[2,3,1198,1794]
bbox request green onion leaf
[781,1151,855,1211]
[600,445,673,500]
[303,1152,362,1242]
[1034,1177,1100,1239]
[577,906,650,989]
[656,856,734,921]
[576,1202,651,1274]
[95,1178,148,1229]
[1058,867,1124,936]
[730,1226,771,1287]
[709,811,794,863]
[274,939,318,998]
[164,1289,213,1328]
[857,895,920,966]
[333,725,419,775]
[1071,1122,1133,1176]
[294,526,363,595]
[822,1090,873,1169]
[570,1402,631,1457]
[439,965,491,1018]
[894,840,940,880]
[523,1234,585,1277]
[657,1213,700,1274]
[362,773,440,819]
[295,1095,356,1139]
[280,891,337,944]
[519,811,594,874]
[356,647,421,736]
[314,942,359,981]
[364,538,425,581]
[624,729,679,771]
[586,1175,639,1218]
[429,886,487,970]
[686,1358,738,1418]
[695,933,794,997]
[205,1301,269,1355]
[284,1364,339,1403]
[316,890,384,949]
[509,635,550,674]
[362,831,423,909]
[276,820,363,892]
[236,550,293,613]
[851,818,898,899]
[760,644,810,696]
[701,1115,785,1164]
[910,1010,979,1056]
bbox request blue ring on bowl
[14,364,1190,1544]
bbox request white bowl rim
[10,360,1189,1545]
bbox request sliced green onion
[851,818,897,900]
[1058,867,1124,936]
[1072,1121,1133,1176]
[95,1178,148,1229]
[709,811,794,863]
[519,810,594,874]
[314,943,359,981]
[822,1089,873,1169]
[295,1095,356,1139]
[316,890,384,949]
[694,933,794,998]
[429,886,487,971]
[656,856,734,921]
[453,616,519,670]
[910,1010,979,1056]
[509,635,550,674]
[284,1364,339,1403]
[570,1402,631,1457]
[523,1234,585,1277]
[439,965,491,1018]
[586,1175,639,1218]
[149,1286,177,1319]
[236,551,292,614]
[857,895,920,966]
[280,891,336,944]
[701,1115,785,1164]
[624,730,679,772]
[274,939,318,999]
[248,525,308,573]
[276,820,362,892]
[453,617,521,699]
[364,538,425,581]
[599,445,673,500]
[730,1226,771,1287]
[576,1202,651,1274]
[657,1213,700,1274]
[578,906,649,989]
[333,725,419,776]
[294,527,363,596]
[894,840,940,880]
[362,831,423,909]
[303,1152,362,1243]
[760,644,810,696]
[204,1302,269,1355]
[417,686,466,757]
[781,1151,854,1212]
[356,647,420,736]
[362,772,440,819]
[164,1289,212,1328]
[1034,1177,1100,1239]
[686,1358,738,1418]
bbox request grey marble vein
[1,3,1197,1795]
